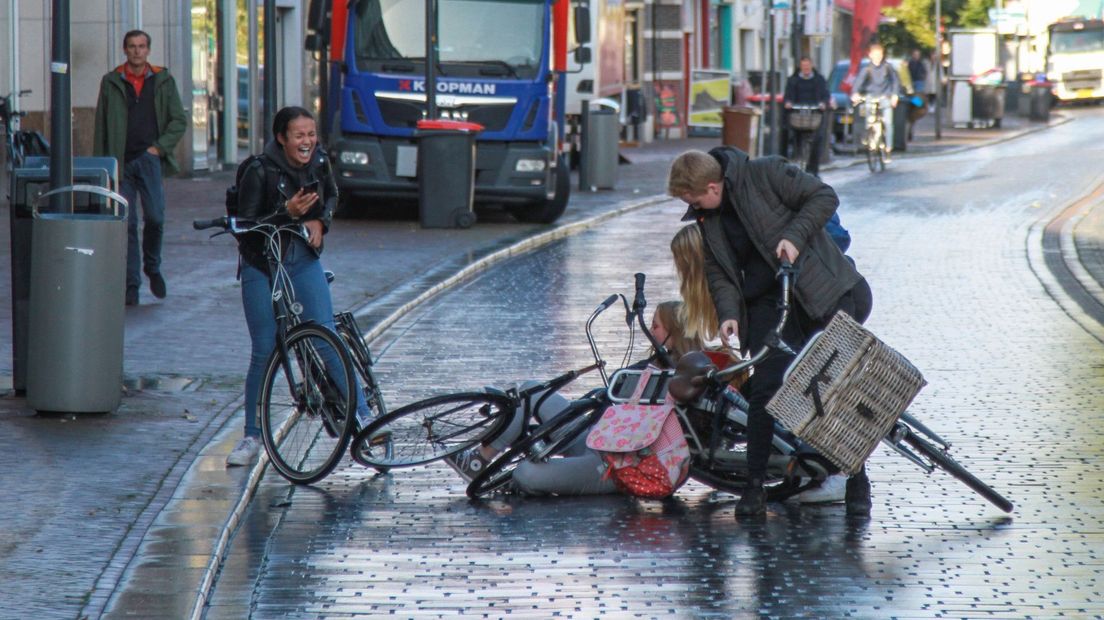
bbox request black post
[791,0,803,63]
[768,1,779,155]
[425,0,438,119]
[264,0,277,141]
[934,0,942,140]
[49,0,72,213]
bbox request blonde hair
[651,300,703,365]
[667,150,722,197]
[671,224,719,342]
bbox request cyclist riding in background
[851,43,900,156]
[783,56,831,176]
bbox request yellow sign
[689,70,731,128]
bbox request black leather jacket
[236,140,337,271]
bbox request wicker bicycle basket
[789,109,823,131]
[766,312,926,474]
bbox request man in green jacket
[93,29,187,306]
[668,147,873,517]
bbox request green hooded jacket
[93,64,188,176]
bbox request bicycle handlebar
[693,260,796,387]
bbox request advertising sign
[688,69,731,128]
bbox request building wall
[3,0,308,174]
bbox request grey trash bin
[27,185,128,413]
[1029,84,1051,122]
[583,108,619,189]
[415,118,482,229]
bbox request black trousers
[743,278,872,479]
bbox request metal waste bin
[971,85,1006,126]
[582,108,619,189]
[27,185,128,413]
[1029,84,1051,122]
[722,106,760,154]
[9,163,115,393]
[415,119,482,229]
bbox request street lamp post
[49,0,72,213]
[425,0,438,120]
[934,0,942,140]
[767,0,779,155]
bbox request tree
[879,0,996,55]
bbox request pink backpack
[586,367,691,499]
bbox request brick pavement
[0,106,1091,619]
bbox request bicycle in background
[1,90,49,175]
[853,96,889,173]
[787,104,824,173]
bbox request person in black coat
[783,57,831,175]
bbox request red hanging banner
[842,0,884,94]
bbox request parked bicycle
[787,104,823,173]
[853,96,889,173]
[2,89,50,194]
[194,215,391,484]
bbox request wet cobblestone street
[203,111,1104,618]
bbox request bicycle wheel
[259,323,356,485]
[353,392,513,468]
[877,133,887,172]
[334,314,394,470]
[688,464,798,500]
[467,398,605,499]
[903,431,1014,513]
[865,126,879,172]
[797,133,812,172]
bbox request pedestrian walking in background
[908,49,928,97]
[93,29,187,306]
[667,147,874,517]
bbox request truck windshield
[1049,27,1104,54]
[354,0,545,78]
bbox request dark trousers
[743,278,872,479]
[121,151,165,289]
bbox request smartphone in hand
[301,179,320,194]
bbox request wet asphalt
[2,108,1103,618]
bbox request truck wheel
[509,156,569,224]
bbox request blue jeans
[240,241,367,437]
[121,151,165,289]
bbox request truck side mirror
[574,6,591,45]
[574,45,592,65]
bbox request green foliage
[878,0,996,56]
[957,0,996,27]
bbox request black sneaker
[443,447,490,483]
[148,272,167,299]
[734,479,766,516]
[125,286,139,306]
[845,470,872,517]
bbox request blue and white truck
[308,0,591,223]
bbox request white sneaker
[226,436,262,467]
[793,473,847,504]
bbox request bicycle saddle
[669,351,717,403]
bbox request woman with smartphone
[225,105,350,467]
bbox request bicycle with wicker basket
[666,262,1013,512]
[787,104,823,173]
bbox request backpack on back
[225,154,279,218]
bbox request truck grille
[1062,69,1103,90]
[375,96,514,132]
